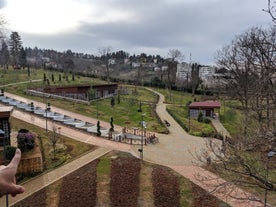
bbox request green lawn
[167,104,216,137]
[1,68,166,133]
[0,67,242,135]
[153,87,198,105]
[219,99,244,136]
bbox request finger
[9,149,21,169]
[10,185,25,197]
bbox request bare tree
[62,49,75,81]
[208,25,276,206]
[216,26,276,136]
[200,131,276,206]
[49,125,60,160]
[98,46,112,82]
[167,49,184,101]
[190,63,201,97]
[0,14,7,39]
[264,0,276,23]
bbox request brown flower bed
[58,160,99,207]
[12,152,230,207]
[110,156,141,207]
[152,166,180,207]
[13,188,47,207]
[192,183,221,207]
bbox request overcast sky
[0,0,273,65]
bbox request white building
[176,63,191,80]
[132,62,140,68]
[199,66,216,80]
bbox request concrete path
[211,118,232,138]
[1,147,111,206]
[137,88,215,166]
[0,79,42,88]
[171,165,262,207]
[1,90,265,207]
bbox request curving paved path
[134,88,214,166]
[0,90,264,207]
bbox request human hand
[0,148,25,197]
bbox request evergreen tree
[9,31,23,66]
[19,47,27,68]
[110,97,115,107]
[0,40,9,68]
[110,117,114,132]
[43,73,46,82]
[117,91,121,104]
[97,120,101,136]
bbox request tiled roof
[189,101,221,108]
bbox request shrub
[197,112,203,122]
[97,120,101,136]
[18,128,29,133]
[17,131,36,152]
[109,117,114,132]
[4,146,17,161]
[204,118,211,124]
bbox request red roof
[189,101,221,108]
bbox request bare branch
[263,0,276,23]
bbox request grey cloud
[21,0,272,64]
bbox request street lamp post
[188,107,191,132]
[58,126,63,146]
[96,90,99,119]
[139,114,146,160]
[45,102,51,132]
[264,150,275,207]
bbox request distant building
[161,65,168,71]
[199,66,216,80]
[154,66,161,71]
[176,63,191,80]
[132,62,140,68]
[43,84,118,101]
[108,58,116,65]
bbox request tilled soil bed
[58,160,99,207]
[12,151,229,207]
[152,166,180,207]
[110,156,141,207]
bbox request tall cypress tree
[9,31,23,66]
